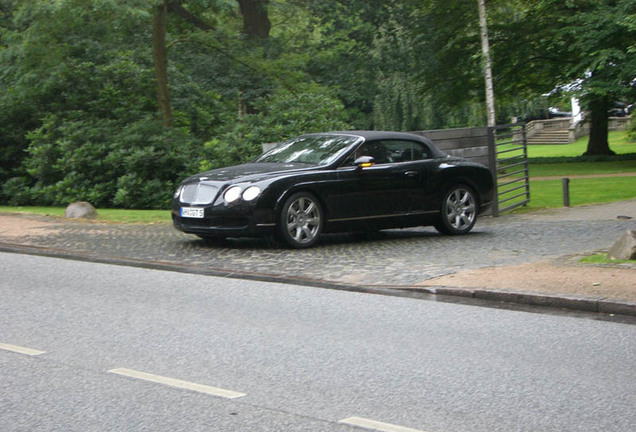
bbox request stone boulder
[606,230,636,260]
[65,201,98,219]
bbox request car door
[330,140,428,223]
[380,139,433,215]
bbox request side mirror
[354,156,375,170]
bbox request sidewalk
[1,200,635,317]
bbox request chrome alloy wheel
[444,187,476,232]
[281,192,323,248]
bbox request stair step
[527,128,570,145]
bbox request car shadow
[183,228,490,250]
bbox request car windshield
[254,135,360,166]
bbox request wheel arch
[275,188,326,248]
[273,185,330,223]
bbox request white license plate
[180,207,204,218]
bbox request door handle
[404,171,418,178]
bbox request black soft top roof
[305,130,447,158]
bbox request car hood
[184,163,316,184]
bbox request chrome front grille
[180,183,219,204]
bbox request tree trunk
[152,1,173,128]
[583,96,614,156]
[237,0,271,40]
[478,0,496,127]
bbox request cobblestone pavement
[1,203,634,286]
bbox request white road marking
[1,345,426,430]
[0,343,46,356]
[108,368,246,399]
[339,417,429,432]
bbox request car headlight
[242,186,261,201]
[224,186,242,203]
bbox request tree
[370,4,429,131]
[562,0,636,155]
[477,0,496,126]
[492,0,636,155]
[409,0,492,127]
[162,0,273,114]
[153,0,173,127]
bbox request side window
[345,139,432,166]
[381,140,431,162]
[411,142,430,160]
[346,141,392,165]
[362,141,391,164]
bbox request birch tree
[477,0,496,126]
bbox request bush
[1,114,198,209]
[113,175,173,209]
[2,177,34,206]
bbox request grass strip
[525,176,636,210]
[529,160,636,177]
[0,206,171,224]
[580,254,635,265]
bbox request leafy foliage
[12,113,195,208]
[0,0,198,208]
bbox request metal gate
[487,123,530,216]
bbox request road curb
[2,241,635,318]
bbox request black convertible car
[172,131,494,248]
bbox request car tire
[278,192,323,248]
[435,184,478,235]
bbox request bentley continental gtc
[172,131,494,248]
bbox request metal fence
[487,123,530,216]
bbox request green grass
[527,130,636,158]
[580,254,635,265]
[0,206,171,224]
[513,130,636,209]
[529,160,636,177]
[524,177,636,210]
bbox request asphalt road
[1,252,635,432]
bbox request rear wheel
[435,184,478,235]
[278,192,323,248]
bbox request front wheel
[435,184,478,235]
[278,192,323,248]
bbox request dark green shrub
[2,112,197,209]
